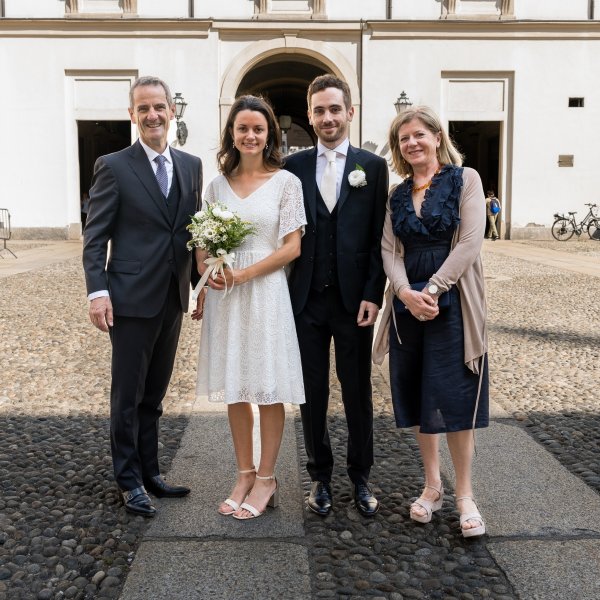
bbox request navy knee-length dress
[388,165,489,433]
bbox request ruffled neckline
[391,165,463,238]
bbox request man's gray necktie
[320,149,338,212]
[154,155,168,198]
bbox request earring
[264,143,269,152]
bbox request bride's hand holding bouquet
[187,202,255,300]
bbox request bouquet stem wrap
[191,249,236,301]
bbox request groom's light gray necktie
[320,149,338,213]
[154,155,168,198]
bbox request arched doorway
[221,39,361,151]
[236,55,328,152]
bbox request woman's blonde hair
[388,106,463,178]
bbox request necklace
[412,168,441,193]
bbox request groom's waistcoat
[311,190,338,291]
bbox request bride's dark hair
[217,95,283,176]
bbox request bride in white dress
[192,95,306,520]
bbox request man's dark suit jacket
[83,140,202,316]
[284,144,388,315]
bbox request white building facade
[1,0,600,239]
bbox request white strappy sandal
[456,496,486,538]
[232,473,279,520]
[410,484,444,524]
[217,467,256,516]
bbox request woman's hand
[191,287,207,320]
[209,268,249,290]
[397,288,440,322]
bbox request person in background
[485,190,500,240]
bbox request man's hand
[89,296,113,332]
[191,287,207,321]
[357,300,379,327]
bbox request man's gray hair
[129,76,173,108]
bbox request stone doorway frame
[442,71,514,238]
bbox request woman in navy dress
[381,106,489,537]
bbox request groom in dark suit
[83,76,202,517]
[285,75,388,516]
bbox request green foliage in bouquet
[187,203,256,255]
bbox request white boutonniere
[348,164,367,188]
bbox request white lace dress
[196,170,307,405]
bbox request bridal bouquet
[187,203,255,300]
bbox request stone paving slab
[0,240,82,278]
[120,540,311,600]
[488,539,600,600]
[484,240,600,277]
[440,421,600,537]
[146,410,306,539]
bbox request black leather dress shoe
[353,483,379,517]
[121,487,156,517]
[308,481,332,516]
[143,475,191,498]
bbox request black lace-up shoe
[353,483,379,517]
[143,475,191,498]
[308,481,332,516]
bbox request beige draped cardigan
[373,167,488,374]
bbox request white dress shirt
[139,139,174,196]
[316,138,349,201]
[88,141,174,301]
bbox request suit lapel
[170,148,188,228]
[127,140,170,224]
[337,145,358,214]
[302,148,318,225]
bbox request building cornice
[1,18,600,40]
[215,19,361,33]
[0,18,211,38]
[367,20,600,40]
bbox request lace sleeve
[278,173,307,240]
[201,179,216,210]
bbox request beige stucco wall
[1,7,600,237]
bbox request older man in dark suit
[285,75,388,517]
[83,76,202,517]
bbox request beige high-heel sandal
[456,496,486,538]
[217,467,256,516]
[232,473,279,520]
[410,484,444,524]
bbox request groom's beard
[315,121,348,146]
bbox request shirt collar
[317,138,349,158]
[139,139,172,164]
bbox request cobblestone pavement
[1,244,599,599]
[483,249,600,496]
[295,245,600,599]
[0,258,197,600]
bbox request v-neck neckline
[224,170,281,201]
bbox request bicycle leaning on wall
[551,203,600,241]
